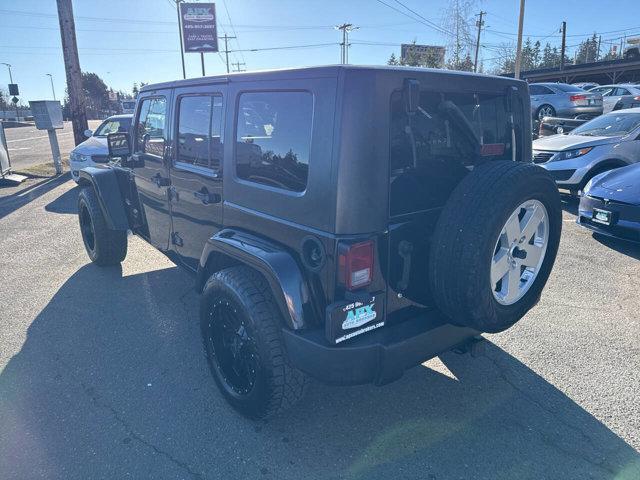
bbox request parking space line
[7,132,73,143]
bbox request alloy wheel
[491,199,549,305]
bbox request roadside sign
[179,3,218,52]
[29,101,64,130]
[11,96,18,104]
[108,91,118,101]
[8,83,19,96]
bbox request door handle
[194,188,211,204]
[194,187,220,205]
[153,173,171,188]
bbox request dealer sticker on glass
[325,294,384,344]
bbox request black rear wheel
[200,266,307,419]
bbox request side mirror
[107,132,131,158]
[403,78,420,115]
[84,129,93,138]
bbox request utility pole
[232,61,246,72]
[175,0,186,79]
[560,21,567,70]
[597,35,602,62]
[514,0,526,79]
[474,11,485,73]
[46,74,56,101]
[219,34,236,73]
[56,0,88,146]
[335,23,358,64]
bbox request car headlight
[583,177,595,194]
[553,147,593,161]
[70,152,91,162]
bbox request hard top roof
[140,64,522,92]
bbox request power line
[221,0,245,66]
[391,0,453,36]
[374,0,452,37]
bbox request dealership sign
[179,3,218,52]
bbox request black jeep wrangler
[76,66,561,419]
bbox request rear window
[235,91,313,193]
[389,90,517,216]
[554,84,584,92]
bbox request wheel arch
[197,229,312,330]
[77,167,130,231]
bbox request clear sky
[1,0,638,102]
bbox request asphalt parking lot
[4,121,102,170]
[0,176,639,480]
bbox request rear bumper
[283,310,478,386]
[577,194,640,243]
[557,106,602,118]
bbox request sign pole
[176,0,186,79]
[47,129,63,174]
[200,52,206,76]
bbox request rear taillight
[570,94,587,102]
[634,96,640,101]
[338,241,373,290]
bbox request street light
[46,73,56,101]
[0,62,13,83]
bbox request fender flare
[197,229,311,330]
[77,167,129,231]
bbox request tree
[388,53,399,65]
[443,0,476,71]
[82,72,109,117]
[575,34,599,64]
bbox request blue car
[578,162,640,242]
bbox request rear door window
[235,91,313,193]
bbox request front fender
[198,229,311,330]
[77,167,129,231]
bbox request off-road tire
[78,186,127,266]
[429,161,562,333]
[200,266,308,419]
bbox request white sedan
[69,114,132,183]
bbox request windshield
[94,118,132,137]
[570,113,640,137]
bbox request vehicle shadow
[592,232,640,260]
[560,192,579,215]
[1,264,638,480]
[0,174,70,221]
[44,182,79,214]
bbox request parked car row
[530,79,640,244]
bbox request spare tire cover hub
[491,199,549,306]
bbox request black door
[130,90,173,250]
[169,88,225,270]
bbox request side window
[135,97,166,157]
[539,86,554,95]
[615,88,630,96]
[176,94,224,170]
[235,91,313,192]
[529,85,542,95]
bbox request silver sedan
[529,83,603,120]
[532,108,640,193]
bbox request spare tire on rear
[429,161,562,333]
